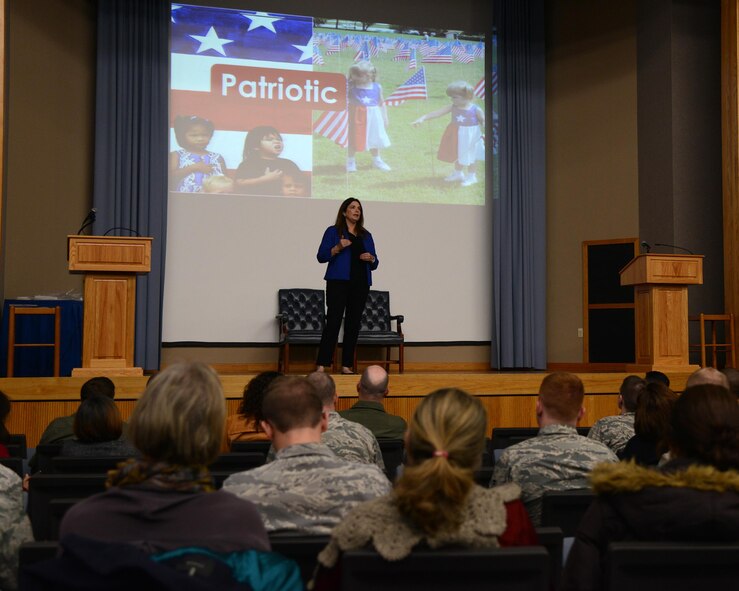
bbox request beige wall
[2,0,645,365]
[545,0,640,362]
[3,0,95,299]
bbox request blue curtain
[93,0,169,371]
[491,0,547,369]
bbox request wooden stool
[7,305,61,377]
[689,313,736,368]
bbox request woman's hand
[359,252,376,263]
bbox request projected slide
[170,4,487,205]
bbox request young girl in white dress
[347,61,391,173]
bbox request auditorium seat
[606,542,739,590]
[341,545,549,591]
[230,440,271,459]
[19,541,59,567]
[208,452,265,473]
[269,535,330,586]
[376,438,404,481]
[535,526,564,588]
[491,427,590,451]
[0,456,23,478]
[541,489,595,537]
[51,456,130,474]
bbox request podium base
[625,363,700,374]
[72,367,144,377]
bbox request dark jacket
[560,458,739,591]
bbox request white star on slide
[292,36,315,62]
[242,12,282,33]
[190,27,234,56]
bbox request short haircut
[720,367,739,400]
[73,395,123,443]
[619,375,646,412]
[670,384,739,470]
[173,115,214,147]
[645,370,670,387]
[359,366,389,398]
[81,377,115,400]
[129,362,225,466]
[305,372,336,406]
[261,377,322,433]
[538,372,584,422]
[685,367,730,390]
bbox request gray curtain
[491,0,547,369]
[93,0,169,370]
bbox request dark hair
[242,125,283,160]
[670,384,739,470]
[0,391,10,444]
[73,395,123,443]
[720,368,739,400]
[81,377,115,400]
[645,370,670,387]
[619,375,646,412]
[634,381,677,456]
[261,377,322,432]
[174,115,215,148]
[334,197,366,238]
[238,371,283,423]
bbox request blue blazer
[317,225,379,285]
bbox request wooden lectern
[619,253,703,372]
[68,235,152,377]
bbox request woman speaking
[316,197,378,374]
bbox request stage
[0,370,693,447]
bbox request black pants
[316,280,369,368]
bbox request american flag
[473,77,485,99]
[325,35,341,55]
[407,49,417,71]
[418,39,438,56]
[422,44,453,64]
[393,43,411,61]
[472,42,484,59]
[452,42,475,64]
[491,64,498,95]
[385,67,428,106]
[313,109,348,147]
[313,43,325,65]
[353,40,370,62]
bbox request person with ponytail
[561,384,739,590]
[311,388,537,590]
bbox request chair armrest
[390,315,404,334]
[276,313,288,335]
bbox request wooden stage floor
[1,370,693,448]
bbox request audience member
[620,381,678,466]
[313,388,537,588]
[721,367,739,399]
[685,366,730,390]
[224,371,282,450]
[561,384,739,590]
[306,371,384,470]
[0,464,32,590]
[60,362,269,554]
[0,391,11,458]
[223,376,390,535]
[587,375,644,454]
[340,365,407,439]
[60,395,137,458]
[36,377,117,446]
[645,370,670,387]
[490,372,618,525]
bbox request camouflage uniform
[587,412,635,455]
[223,442,391,535]
[265,412,385,471]
[0,464,33,590]
[490,424,618,526]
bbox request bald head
[685,367,730,390]
[306,371,337,408]
[357,365,389,401]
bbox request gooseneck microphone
[640,241,651,253]
[76,208,97,235]
[654,242,694,255]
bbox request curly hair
[238,371,283,424]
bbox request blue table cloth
[0,299,83,377]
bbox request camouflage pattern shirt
[587,412,635,455]
[223,442,391,535]
[490,424,618,526]
[265,412,385,471]
[0,464,33,590]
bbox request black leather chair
[541,489,595,537]
[341,545,549,591]
[269,535,330,586]
[605,542,739,591]
[276,288,327,374]
[354,290,404,373]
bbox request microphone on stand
[76,208,97,235]
[654,242,694,255]
[640,241,651,253]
